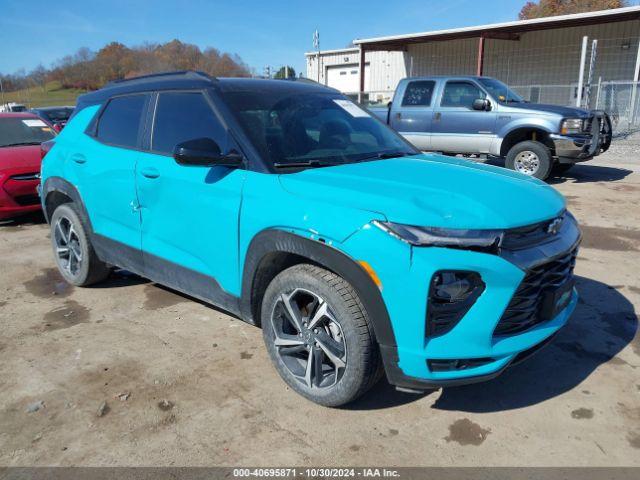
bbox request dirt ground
[1,138,639,467]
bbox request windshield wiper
[273,160,340,169]
[358,151,413,161]
[1,142,41,147]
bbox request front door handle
[395,112,402,120]
[140,167,160,179]
[70,153,86,164]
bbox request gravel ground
[0,140,639,467]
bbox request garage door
[326,64,369,93]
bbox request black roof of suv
[74,70,334,114]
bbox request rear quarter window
[95,94,147,148]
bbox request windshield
[39,108,74,123]
[220,91,418,170]
[0,117,55,147]
[478,78,524,104]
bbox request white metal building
[305,48,406,96]
[306,6,640,117]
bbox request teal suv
[40,71,581,406]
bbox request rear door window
[440,81,486,109]
[96,94,147,148]
[401,80,436,107]
[151,91,226,155]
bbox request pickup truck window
[478,78,525,104]
[441,81,486,109]
[401,80,435,107]
[220,91,417,170]
[151,91,226,155]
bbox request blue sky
[0,0,544,76]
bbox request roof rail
[281,76,321,85]
[105,70,215,87]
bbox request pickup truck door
[389,80,436,151]
[431,80,497,154]
[135,91,244,306]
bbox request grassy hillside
[1,81,88,108]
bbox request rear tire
[505,140,552,180]
[50,203,110,286]
[261,264,382,407]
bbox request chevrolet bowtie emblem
[547,218,562,235]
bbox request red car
[0,113,56,220]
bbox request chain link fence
[593,81,640,136]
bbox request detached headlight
[374,221,502,250]
[561,118,584,135]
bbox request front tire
[261,264,382,407]
[505,140,552,180]
[50,203,110,286]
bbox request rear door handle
[433,112,442,121]
[140,167,160,179]
[70,153,86,164]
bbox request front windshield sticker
[333,99,368,118]
[22,119,47,127]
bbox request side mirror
[387,101,393,109]
[173,138,243,168]
[52,123,63,132]
[472,98,491,111]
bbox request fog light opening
[426,271,484,337]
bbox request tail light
[41,140,55,160]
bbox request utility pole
[0,77,5,107]
[313,29,320,83]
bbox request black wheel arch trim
[240,229,397,349]
[41,177,93,231]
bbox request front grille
[14,194,40,206]
[494,246,578,336]
[501,213,565,250]
[583,116,594,133]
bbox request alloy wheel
[514,150,540,175]
[270,288,347,389]
[54,216,83,277]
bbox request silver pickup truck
[370,76,612,180]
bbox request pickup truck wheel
[505,141,552,180]
[261,264,382,407]
[50,203,111,286]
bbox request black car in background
[30,106,75,131]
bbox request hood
[279,154,565,229]
[0,145,42,173]
[508,102,591,118]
